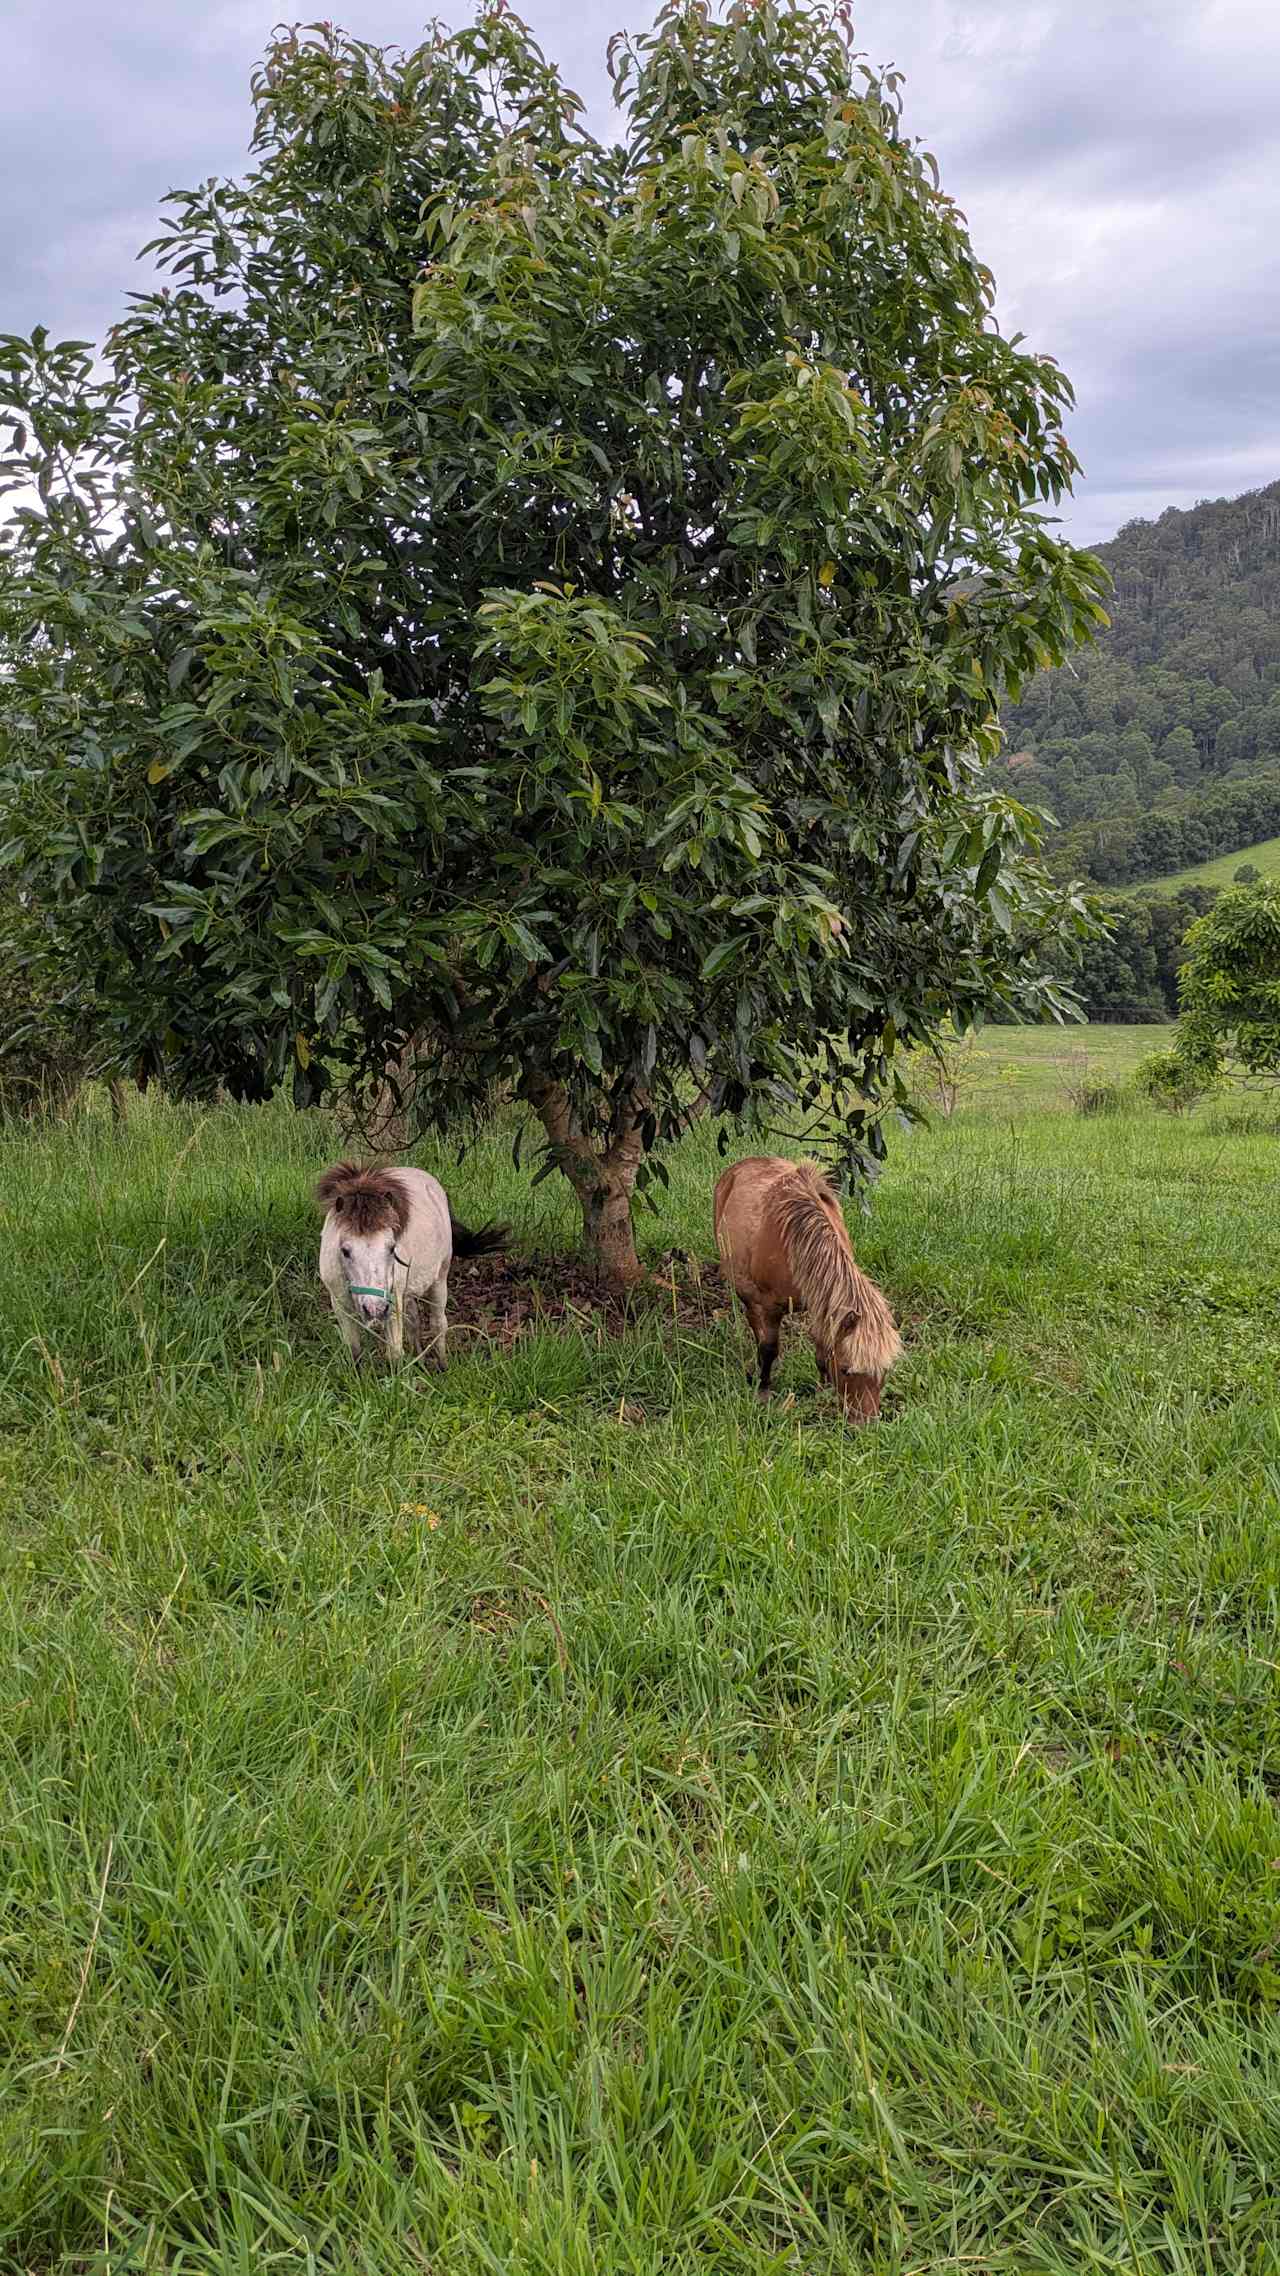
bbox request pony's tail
[449,1208,508,1259]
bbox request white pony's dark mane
[315,1162,410,1236]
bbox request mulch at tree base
[444,1250,731,1351]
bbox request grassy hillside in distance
[1141,829,1280,894]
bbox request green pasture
[2,1029,1279,2273]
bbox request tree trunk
[523,1071,646,1287]
[581,1122,645,1287]
[337,1040,415,1156]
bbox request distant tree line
[1048,765,1280,888]
[990,884,1215,1028]
[1063,887,1218,1022]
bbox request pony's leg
[383,1291,405,1368]
[746,1299,784,1398]
[756,1325,782,1397]
[422,1275,448,1371]
[337,1311,365,1370]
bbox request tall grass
[2,1064,1279,2273]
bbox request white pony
[316,1162,506,1369]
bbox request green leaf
[701,937,748,981]
[975,843,1002,898]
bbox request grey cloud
[2,0,618,343]
[848,0,1280,544]
[3,0,1277,548]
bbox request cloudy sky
[5,0,1277,548]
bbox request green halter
[348,1251,409,1305]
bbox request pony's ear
[315,1162,357,1211]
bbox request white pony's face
[336,1222,398,1323]
[317,1166,410,1330]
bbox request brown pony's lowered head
[817,1268,903,1421]
[779,1162,903,1422]
[316,1163,410,1323]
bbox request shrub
[909,1022,979,1120]
[1056,1046,1108,1113]
[1176,881,1280,1083]
[1135,1048,1216,1115]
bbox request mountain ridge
[996,478,1280,877]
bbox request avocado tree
[0,1,1105,1282]
[1172,881,1280,1084]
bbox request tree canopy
[0,0,1106,1278]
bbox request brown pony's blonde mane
[315,1162,410,1237]
[773,1161,902,1379]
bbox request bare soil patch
[445,1248,730,1351]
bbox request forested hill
[996,480,1280,874]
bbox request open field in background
[3,1026,1280,2273]
[1143,831,1280,895]
[912,1020,1166,1113]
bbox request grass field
[1144,831,1280,894]
[911,1021,1163,1113]
[4,1028,1280,2274]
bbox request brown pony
[714,1156,902,1422]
